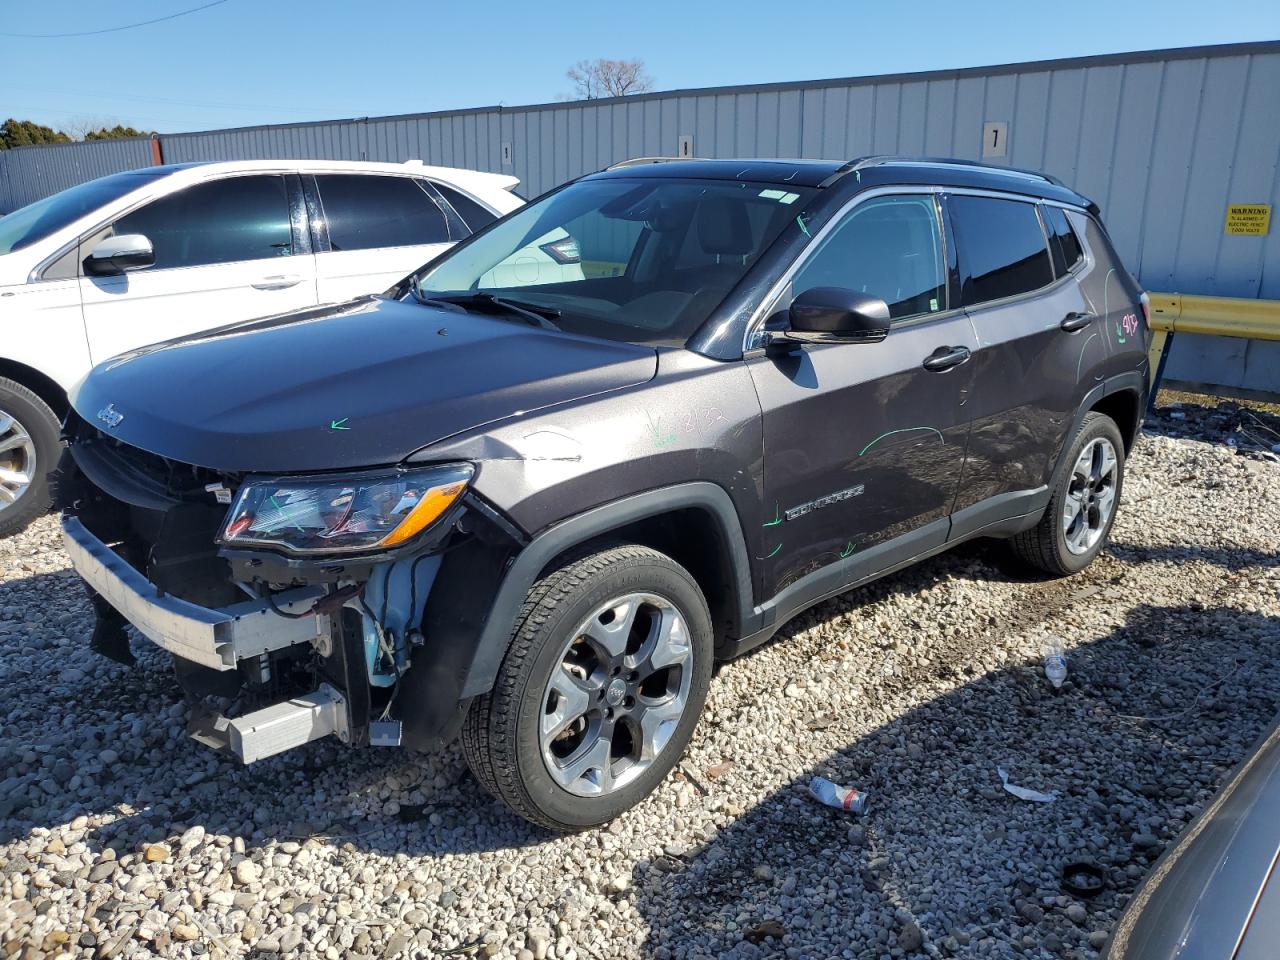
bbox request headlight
[218,463,474,555]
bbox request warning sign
[1224,204,1271,236]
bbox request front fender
[395,481,755,752]
[457,481,754,699]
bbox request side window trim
[417,179,468,241]
[937,192,961,312]
[1042,202,1086,278]
[1064,207,1100,276]
[746,186,949,348]
[286,174,312,257]
[301,175,330,253]
[429,180,502,238]
[1034,203,1056,279]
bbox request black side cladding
[396,510,522,752]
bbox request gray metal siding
[2,42,1278,391]
[0,137,154,212]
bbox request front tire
[461,544,713,831]
[1010,411,1125,576]
[0,377,60,539]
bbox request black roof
[594,158,845,188]
[591,155,1094,210]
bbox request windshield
[0,168,172,256]
[416,177,813,346]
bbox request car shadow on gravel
[627,602,1280,960]
[1108,539,1280,573]
[0,570,548,857]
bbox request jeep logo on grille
[96,403,125,429]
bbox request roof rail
[818,155,1063,188]
[606,156,689,170]
[816,156,881,187]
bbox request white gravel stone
[234,859,261,885]
[1,405,1278,958]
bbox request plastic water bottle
[1043,637,1068,689]
[809,777,870,814]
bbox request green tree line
[0,118,151,150]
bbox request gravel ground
[2,405,1280,960]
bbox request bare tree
[564,58,654,100]
[62,116,148,142]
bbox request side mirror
[86,234,155,275]
[774,287,891,346]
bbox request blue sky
[2,0,1277,135]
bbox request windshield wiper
[420,292,562,331]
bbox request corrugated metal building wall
[0,137,155,214]
[3,41,1278,391]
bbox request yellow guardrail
[1144,292,1280,392]
[1146,292,1280,340]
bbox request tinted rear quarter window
[1044,204,1084,275]
[949,195,1053,306]
[316,174,449,251]
[433,183,498,233]
[113,175,292,270]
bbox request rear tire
[1009,411,1125,576]
[0,377,60,539]
[461,544,713,832]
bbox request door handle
[922,345,971,372]
[252,274,303,290]
[1060,311,1094,332]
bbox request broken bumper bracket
[188,684,350,763]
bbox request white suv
[0,159,526,536]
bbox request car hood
[71,296,658,473]
[1104,717,1280,960]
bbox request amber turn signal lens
[379,480,468,548]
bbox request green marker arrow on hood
[330,418,351,431]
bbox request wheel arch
[1089,384,1142,453]
[460,482,755,699]
[0,358,69,421]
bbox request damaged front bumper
[62,516,331,672]
[57,413,527,764]
[63,514,355,763]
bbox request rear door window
[790,194,946,322]
[949,195,1054,306]
[112,175,293,270]
[315,174,449,251]
[432,183,498,233]
[1043,204,1084,276]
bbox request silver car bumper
[61,516,330,671]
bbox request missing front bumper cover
[62,515,330,671]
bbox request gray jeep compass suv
[58,156,1150,830]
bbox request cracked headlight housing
[218,463,474,555]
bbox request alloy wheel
[540,592,693,797]
[1062,436,1118,555]
[0,409,37,515]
